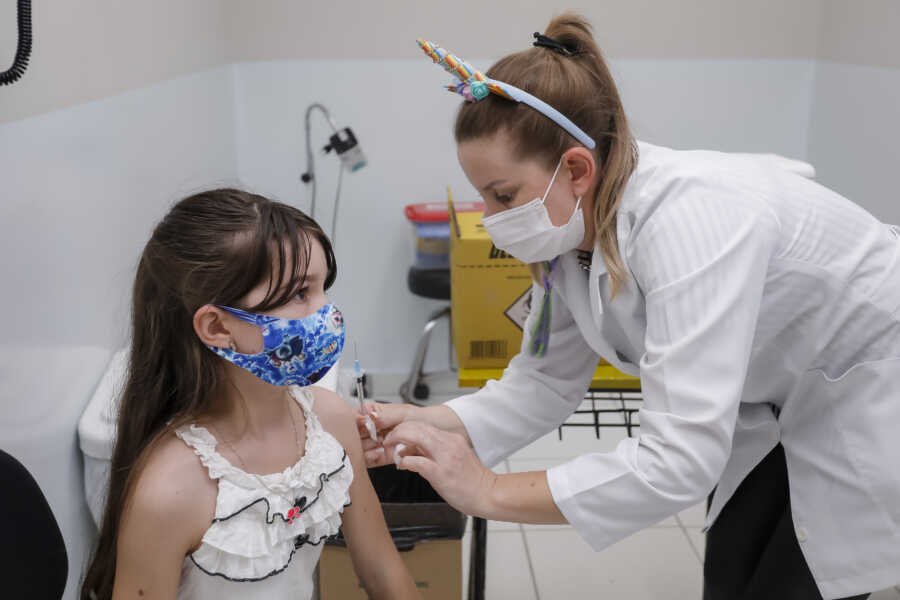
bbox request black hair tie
[533,32,575,56]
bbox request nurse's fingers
[366,402,413,432]
[383,421,443,457]
[364,446,390,468]
[355,409,377,439]
[356,402,412,438]
[355,413,369,436]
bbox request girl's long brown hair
[455,12,637,297]
[81,189,336,600]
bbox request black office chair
[0,449,68,599]
[399,266,452,404]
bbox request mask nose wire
[540,158,565,205]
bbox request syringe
[354,344,379,442]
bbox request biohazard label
[488,244,512,259]
[504,287,533,331]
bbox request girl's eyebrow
[276,272,320,294]
[289,273,319,288]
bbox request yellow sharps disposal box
[448,191,534,370]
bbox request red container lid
[404,201,484,223]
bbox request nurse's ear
[562,147,598,199]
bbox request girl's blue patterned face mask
[206,303,345,387]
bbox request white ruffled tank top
[173,386,353,600]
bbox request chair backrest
[0,449,68,599]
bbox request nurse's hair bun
[540,13,602,63]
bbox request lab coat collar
[582,142,658,375]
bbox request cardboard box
[318,467,467,600]
[448,202,534,370]
[318,538,462,600]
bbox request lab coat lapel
[588,220,646,377]
[556,251,618,366]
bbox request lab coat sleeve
[547,185,779,551]
[445,281,600,469]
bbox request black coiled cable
[0,0,32,86]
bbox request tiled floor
[373,378,900,599]
[459,457,710,599]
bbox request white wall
[806,0,900,224]
[0,0,230,123]
[224,0,823,61]
[0,67,240,348]
[807,62,900,224]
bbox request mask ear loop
[573,195,583,215]
[217,305,277,326]
[542,159,582,222]
[540,159,564,205]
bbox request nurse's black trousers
[703,444,871,600]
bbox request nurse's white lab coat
[446,142,900,599]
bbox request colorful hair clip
[446,81,475,102]
[416,38,596,150]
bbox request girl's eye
[295,288,308,301]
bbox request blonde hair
[454,13,637,297]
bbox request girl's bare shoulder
[307,386,359,451]
[114,430,219,595]
[124,430,218,549]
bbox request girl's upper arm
[112,438,214,600]
[313,388,419,598]
[313,388,390,550]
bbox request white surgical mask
[481,158,584,263]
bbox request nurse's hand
[356,402,472,468]
[383,421,497,518]
[355,402,416,468]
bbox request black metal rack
[558,388,643,440]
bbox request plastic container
[404,201,483,270]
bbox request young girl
[81,189,419,599]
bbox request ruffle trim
[174,387,338,492]
[189,508,349,583]
[178,422,346,492]
[189,453,353,581]
[177,386,356,582]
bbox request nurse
[362,13,900,600]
